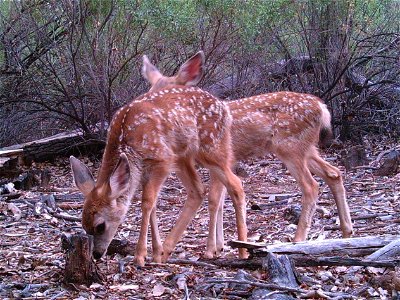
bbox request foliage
[0,0,399,146]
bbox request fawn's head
[70,154,131,259]
[142,51,204,92]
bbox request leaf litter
[0,136,399,299]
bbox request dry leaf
[152,284,166,297]
[110,284,139,291]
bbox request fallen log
[194,256,399,269]
[61,233,104,286]
[23,134,104,162]
[366,238,400,261]
[374,150,399,176]
[348,238,400,273]
[293,256,399,268]
[228,235,400,257]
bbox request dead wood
[54,193,84,202]
[167,258,219,269]
[228,235,400,257]
[205,278,353,299]
[366,238,400,261]
[57,202,84,210]
[262,253,298,288]
[61,233,104,286]
[192,255,397,269]
[251,199,289,210]
[53,212,81,222]
[0,157,21,177]
[293,256,399,268]
[23,134,104,162]
[373,150,399,176]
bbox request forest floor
[0,136,399,299]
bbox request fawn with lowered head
[142,52,353,258]
[70,52,248,266]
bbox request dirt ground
[0,136,399,299]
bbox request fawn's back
[109,86,231,162]
[229,92,330,161]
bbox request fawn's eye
[95,222,106,235]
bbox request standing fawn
[70,52,248,266]
[142,52,353,258]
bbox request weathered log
[262,253,298,288]
[228,235,400,257]
[374,150,399,176]
[366,238,400,261]
[61,233,104,286]
[247,254,299,300]
[197,256,399,269]
[0,157,21,177]
[23,134,104,162]
[293,256,399,268]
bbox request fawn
[142,52,353,258]
[70,52,248,266]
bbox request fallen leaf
[110,284,139,291]
[152,284,166,296]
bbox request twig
[167,258,218,269]
[206,278,355,299]
[371,146,400,167]
[52,212,81,222]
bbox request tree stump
[248,253,298,299]
[61,233,104,286]
[262,253,299,288]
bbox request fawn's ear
[109,153,130,199]
[142,55,163,86]
[176,51,205,86]
[70,156,95,196]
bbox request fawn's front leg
[135,165,169,267]
[162,160,204,262]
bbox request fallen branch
[366,238,400,261]
[167,258,218,269]
[53,212,81,222]
[206,278,355,299]
[228,235,400,257]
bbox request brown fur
[71,81,248,266]
[142,53,353,258]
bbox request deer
[142,52,353,259]
[70,51,248,267]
